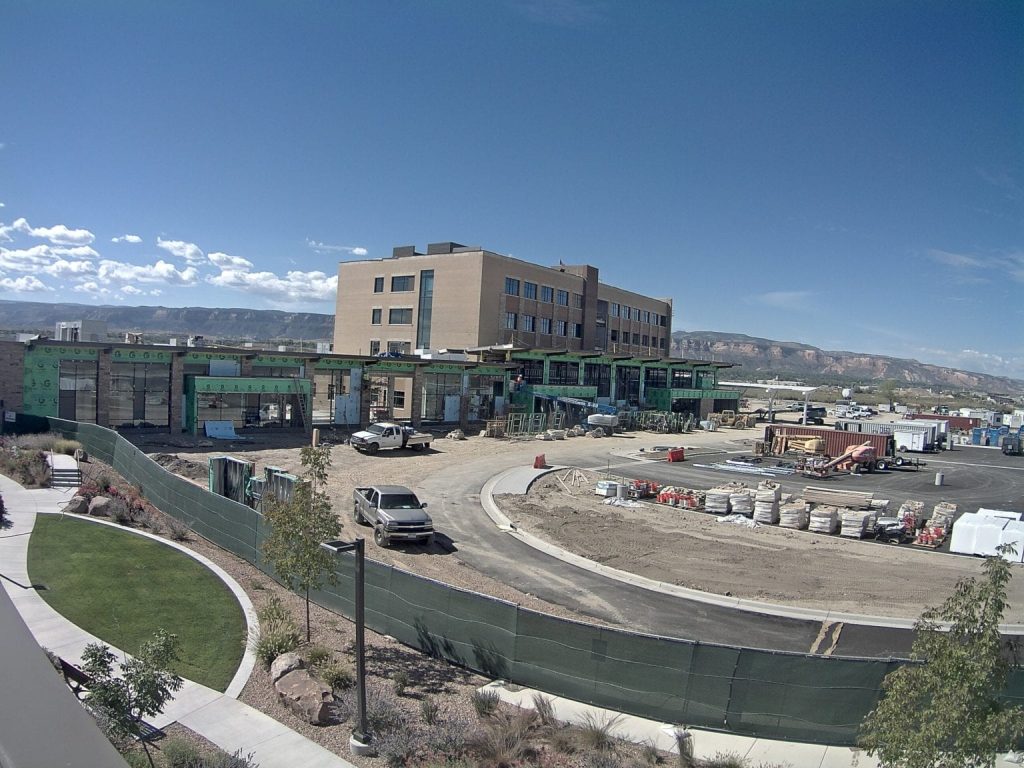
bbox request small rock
[275,669,333,725]
[270,652,305,683]
[64,496,89,515]
[88,496,112,516]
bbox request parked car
[352,485,434,547]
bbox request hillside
[672,331,1024,396]
[0,300,335,342]
[0,301,1018,395]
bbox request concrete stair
[49,467,82,488]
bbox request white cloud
[73,281,108,296]
[754,290,813,308]
[0,275,51,292]
[156,237,205,265]
[927,249,985,269]
[42,259,96,277]
[121,285,144,295]
[0,243,99,274]
[306,239,368,257]
[208,251,254,270]
[208,268,338,302]
[0,217,94,245]
[97,259,199,285]
[111,234,142,244]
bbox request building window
[391,275,414,292]
[522,315,536,332]
[660,337,666,349]
[642,335,649,346]
[520,358,544,384]
[610,329,618,342]
[389,308,413,324]
[504,277,520,296]
[371,308,382,325]
[573,293,584,309]
[672,369,692,387]
[645,367,667,388]
[388,340,411,354]
[632,333,641,345]
[549,361,580,385]
[624,306,632,320]
[556,289,569,306]
[556,320,567,336]
[505,312,518,330]
[540,285,554,303]
[643,310,651,324]
[393,389,406,408]
[572,323,583,338]
[373,277,384,293]
[610,302,620,318]
[651,313,658,326]
[523,281,537,300]
[110,362,170,428]
[369,340,381,355]
[660,315,668,327]
[539,317,552,334]
[416,269,434,350]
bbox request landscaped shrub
[376,725,423,768]
[532,692,557,728]
[166,517,192,542]
[420,695,440,726]
[423,712,473,756]
[391,669,410,696]
[471,688,500,718]
[253,596,301,668]
[575,712,621,751]
[364,683,406,735]
[162,737,203,768]
[467,712,538,768]
[0,492,6,526]
[320,661,354,692]
[305,644,332,668]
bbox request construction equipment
[799,442,877,477]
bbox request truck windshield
[380,494,422,509]
[364,424,386,435]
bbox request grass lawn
[27,514,246,691]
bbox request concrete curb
[480,466,1024,634]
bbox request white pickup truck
[349,422,433,454]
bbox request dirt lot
[497,469,1024,621]
[134,425,1024,624]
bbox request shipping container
[763,424,894,460]
[905,413,980,431]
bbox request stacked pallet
[840,510,876,538]
[779,502,809,529]
[928,501,957,529]
[730,490,754,517]
[897,500,927,528]
[753,482,781,524]
[802,486,874,510]
[869,499,891,515]
[705,488,732,514]
[809,506,839,534]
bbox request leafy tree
[878,379,899,411]
[261,443,341,641]
[80,629,184,744]
[859,548,1024,767]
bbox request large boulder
[270,652,305,683]
[88,496,112,516]
[64,496,89,515]
[275,669,333,725]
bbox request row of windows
[609,330,667,349]
[373,275,415,293]
[609,302,666,326]
[367,340,412,355]
[505,277,578,308]
[505,313,582,338]
[371,308,413,325]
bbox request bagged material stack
[809,506,839,534]
[730,490,754,517]
[705,488,732,514]
[928,501,957,529]
[753,481,781,524]
[898,500,926,529]
[779,503,808,529]
[840,510,875,538]
[869,499,891,515]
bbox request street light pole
[321,538,371,755]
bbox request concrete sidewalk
[0,471,353,768]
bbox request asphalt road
[413,435,1014,659]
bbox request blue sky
[2,1,1022,377]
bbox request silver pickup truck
[352,485,434,547]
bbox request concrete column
[358,366,372,426]
[409,368,423,428]
[96,350,111,427]
[240,356,254,377]
[169,354,185,433]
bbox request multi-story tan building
[334,242,672,357]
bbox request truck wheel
[876,460,888,471]
[373,525,388,547]
[352,505,363,524]
[365,443,379,455]
[410,443,425,451]
[895,456,906,467]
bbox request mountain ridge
[0,301,1018,395]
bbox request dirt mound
[150,453,207,481]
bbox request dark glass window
[391,275,414,292]
[389,308,413,324]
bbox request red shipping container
[763,425,894,459]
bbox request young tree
[80,629,184,745]
[261,443,341,641]
[859,548,1024,767]
[878,379,899,412]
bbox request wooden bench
[59,657,92,701]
